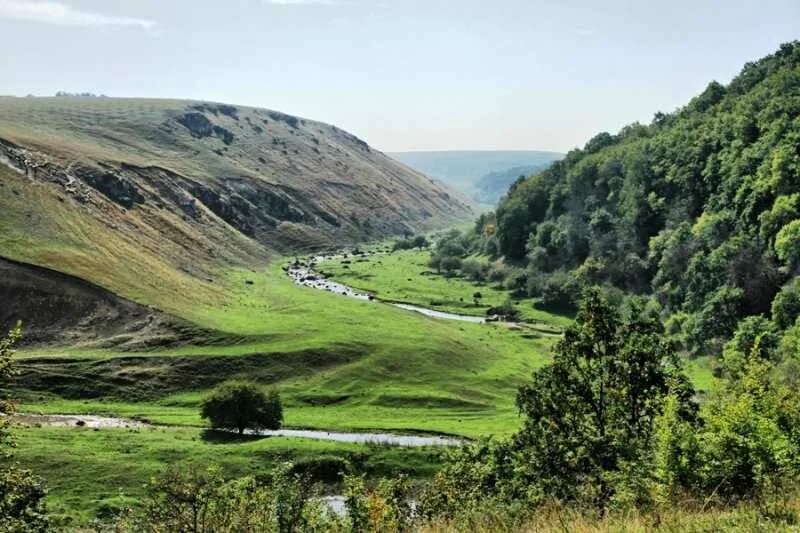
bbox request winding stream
[11,413,462,447]
[287,254,489,324]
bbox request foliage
[0,324,49,532]
[115,464,331,532]
[0,323,21,453]
[460,258,489,282]
[343,474,413,532]
[418,289,800,522]
[721,315,780,378]
[698,359,800,500]
[501,289,696,507]
[469,42,800,353]
[772,277,800,329]
[393,235,429,251]
[201,381,282,435]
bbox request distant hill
[388,150,562,205]
[0,96,472,343]
[473,165,544,205]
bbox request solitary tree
[201,381,282,435]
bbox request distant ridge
[389,150,563,205]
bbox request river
[287,254,491,324]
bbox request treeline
[456,41,800,357]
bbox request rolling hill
[0,96,472,343]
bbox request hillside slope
[474,41,800,353]
[0,97,471,251]
[0,97,471,342]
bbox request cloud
[264,0,345,5]
[0,0,156,29]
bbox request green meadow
[8,248,718,526]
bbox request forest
[462,41,800,361]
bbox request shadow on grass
[200,428,268,444]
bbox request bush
[393,235,428,251]
[289,455,351,484]
[461,258,490,282]
[699,360,800,499]
[772,278,800,330]
[487,298,520,321]
[487,264,508,284]
[116,464,330,532]
[201,381,282,435]
[538,270,584,312]
[439,256,462,276]
[721,316,779,378]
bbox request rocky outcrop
[176,112,235,144]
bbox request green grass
[8,425,442,527]
[15,260,557,438]
[5,245,723,528]
[321,249,572,329]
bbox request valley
[0,27,797,530]
[6,247,562,525]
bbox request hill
[388,150,562,205]
[470,41,800,354]
[0,97,472,342]
[473,165,543,204]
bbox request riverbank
[11,413,462,446]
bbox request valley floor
[6,247,717,526]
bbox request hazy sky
[1,0,798,152]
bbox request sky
[0,0,798,153]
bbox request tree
[505,289,696,506]
[775,219,800,267]
[439,256,461,276]
[460,258,489,282]
[201,381,282,435]
[0,323,48,531]
[699,359,800,499]
[772,278,800,329]
[721,316,780,378]
[411,235,429,249]
[117,464,327,532]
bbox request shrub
[721,316,779,378]
[487,264,508,284]
[461,258,490,282]
[439,256,462,276]
[116,464,329,532]
[772,278,800,330]
[289,455,351,484]
[201,381,282,435]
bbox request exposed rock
[78,166,145,208]
[176,112,235,144]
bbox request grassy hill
[0,96,472,344]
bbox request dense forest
[460,41,800,357]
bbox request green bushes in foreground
[113,289,800,531]
[0,324,48,532]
